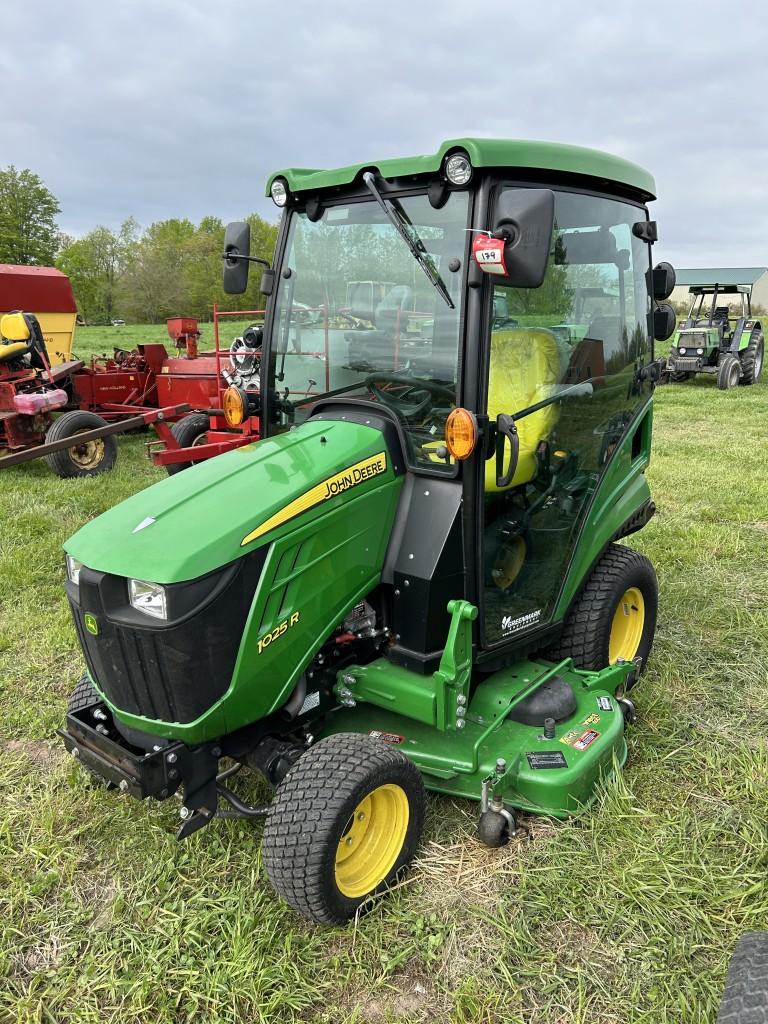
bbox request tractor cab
[666,282,764,388]
[222,141,673,659]
[60,140,678,923]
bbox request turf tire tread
[717,932,768,1023]
[544,542,657,674]
[261,732,425,924]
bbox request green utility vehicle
[665,283,764,388]
[59,139,677,923]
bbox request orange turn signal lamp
[444,407,479,460]
[223,385,247,427]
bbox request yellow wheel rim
[609,586,645,663]
[492,535,526,590]
[334,784,409,898]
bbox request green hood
[65,418,392,584]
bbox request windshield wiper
[362,171,455,310]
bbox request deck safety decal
[241,451,387,546]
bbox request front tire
[718,354,741,390]
[545,543,658,680]
[717,932,768,1022]
[66,675,116,789]
[165,413,211,475]
[739,331,764,386]
[261,733,425,924]
[44,411,118,478]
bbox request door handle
[495,414,519,488]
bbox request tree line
[0,165,278,324]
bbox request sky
[3,0,768,270]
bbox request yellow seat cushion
[485,327,561,492]
[0,341,30,363]
[0,312,31,342]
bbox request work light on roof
[271,179,288,207]
[444,152,472,186]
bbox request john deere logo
[84,613,99,636]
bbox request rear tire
[165,413,210,475]
[261,733,425,923]
[738,331,764,386]
[717,932,768,1022]
[44,411,118,478]
[544,543,658,681]
[718,354,741,390]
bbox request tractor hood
[65,418,394,584]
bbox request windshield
[266,191,470,473]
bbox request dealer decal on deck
[571,729,600,751]
[241,452,387,546]
[369,730,404,745]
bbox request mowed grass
[0,366,767,1024]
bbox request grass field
[71,321,263,362]
[1,358,767,1023]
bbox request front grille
[669,357,701,370]
[70,552,266,724]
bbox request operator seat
[485,327,561,492]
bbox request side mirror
[654,302,676,341]
[223,222,251,294]
[492,188,555,288]
[652,261,676,301]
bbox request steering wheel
[365,373,455,418]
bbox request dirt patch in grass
[14,932,66,978]
[342,968,442,1023]
[3,738,64,772]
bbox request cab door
[479,186,653,650]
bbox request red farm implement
[148,306,265,473]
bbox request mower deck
[321,657,629,818]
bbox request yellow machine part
[485,327,561,492]
[0,310,76,365]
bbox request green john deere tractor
[59,139,677,923]
[664,282,764,388]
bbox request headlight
[444,152,472,186]
[697,348,704,355]
[679,347,687,354]
[270,178,288,207]
[66,555,83,585]
[128,579,168,619]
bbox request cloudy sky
[4,0,768,269]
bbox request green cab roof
[266,137,656,201]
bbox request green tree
[57,218,138,322]
[0,166,61,265]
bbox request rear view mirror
[223,222,251,294]
[492,189,555,288]
[652,262,676,300]
[654,303,676,341]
